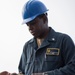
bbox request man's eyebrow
[26,20,35,25]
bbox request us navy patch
[46,48,60,55]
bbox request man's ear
[43,14,48,23]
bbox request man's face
[26,17,46,38]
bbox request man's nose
[28,24,33,30]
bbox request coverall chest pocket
[45,55,59,61]
[45,48,60,61]
[43,55,60,71]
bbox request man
[18,0,75,75]
[1,0,74,75]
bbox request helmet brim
[22,15,37,24]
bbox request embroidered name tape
[46,48,60,55]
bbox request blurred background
[0,0,75,73]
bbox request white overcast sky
[0,0,75,73]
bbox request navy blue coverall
[18,27,75,75]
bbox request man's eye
[30,22,36,25]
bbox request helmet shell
[22,0,48,24]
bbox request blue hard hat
[22,0,48,24]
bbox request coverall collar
[29,27,57,43]
[29,27,57,49]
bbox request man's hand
[11,72,24,75]
[0,71,11,75]
[11,73,18,75]
[18,73,23,75]
[32,73,44,75]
